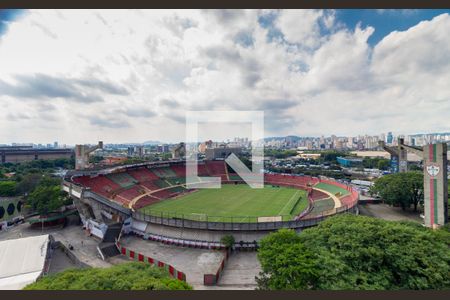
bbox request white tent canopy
[0,234,50,290]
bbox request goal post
[190,213,207,222]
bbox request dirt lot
[358,203,422,223]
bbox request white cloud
[275,9,324,48]
[0,10,449,144]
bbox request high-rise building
[387,132,393,145]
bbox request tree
[27,185,66,215]
[257,229,319,290]
[362,157,390,170]
[220,235,235,249]
[321,151,350,164]
[15,173,43,195]
[377,159,390,171]
[24,262,192,290]
[0,181,18,197]
[264,149,298,159]
[370,171,423,211]
[257,214,450,290]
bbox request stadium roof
[0,234,50,290]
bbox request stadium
[63,159,359,248]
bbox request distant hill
[264,135,308,142]
[142,140,161,145]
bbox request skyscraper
[387,132,393,144]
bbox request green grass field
[315,182,350,197]
[140,184,308,222]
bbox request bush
[24,262,192,290]
[220,235,235,248]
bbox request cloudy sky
[0,9,450,145]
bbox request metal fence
[132,204,358,231]
[137,210,292,223]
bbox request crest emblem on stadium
[426,164,440,177]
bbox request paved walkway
[217,251,260,290]
[118,235,224,288]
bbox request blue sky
[0,9,24,36]
[1,9,450,144]
[2,9,450,45]
[336,9,450,45]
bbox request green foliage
[26,176,66,215]
[0,157,74,180]
[256,229,319,290]
[370,172,423,211]
[89,155,104,164]
[321,151,351,163]
[0,181,18,196]
[409,164,423,171]
[24,262,192,290]
[257,214,450,290]
[220,235,235,248]
[15,173,44,195]
[362,157,390,170]
[265,149,298,159]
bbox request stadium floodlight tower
[75,141,103,170]
[379,138,448,228]
[379,138,408,173]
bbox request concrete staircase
[98,222,122,259]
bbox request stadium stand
[305,197,335,217]
[128,167,160,182]
[228,173,242,181]
[339,190,359,206]
[196,163,209,176]
[140,181,160,191]
[170,165,186,178]
[151,167,177,178]
[205,161,226,175]
[153,179,171,189]
[309,189,329,201]
[166,177,185,186]
[73,175,121,198]
[107,173,137,188]
[315,182,350,196]
[264,173,316,188]
[152,189,176,200]
[71,162,359,220]
[115,186,145,202]
[133,195,161,210]
[169,186,187,193]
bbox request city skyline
[3,130,450,149]
[1,9,450,144]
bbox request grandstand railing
[67,172,360,232]
[132,204,358,231]
[83,190,132,215]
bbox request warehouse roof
[0,234,50,290]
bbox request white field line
[279,190,301,215]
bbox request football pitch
[140,184,308,222]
